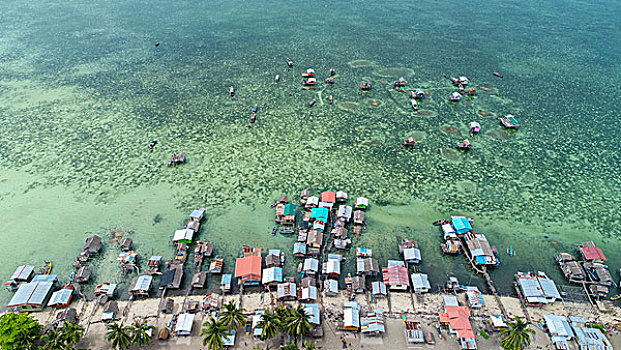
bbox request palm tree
[42,328,64,350]
[200,316,228,350]
[257,311,280,343]
[284,305,312,346]
[218,301,247,330]
[59,322,84,349]
[305,340,318,350]
[282,342,299,350]
[129,319,155,347]
[106,322,132,350]
[500,317,535,350]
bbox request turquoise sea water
[1,0,620,306]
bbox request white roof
[130,275,152,292]
[356,197,368,206]
[173,229,193,242]
[337,205,353,219]
[336,190,348,199]
[303,258,319,272]
[190,208,205,219]
[11,265,35,281]
[326,259,341,275]
[572,324,613,349]
[361,309,385,334]
[301,286,318,300]
[372,281,387,295]
[324,279,339,294]
[490,315,507,328]
[344,307,360,328]
[411,273,431,291]
[470,121,480,128]
[8,281,54,308]
[48,288,73,306]
[175,313,195,334]
[544,315,573,338]
[261,267,283,284]
[277,282,297,298]
[403,248,422,261]
[303,303,321,325]
[517,272,561,303]
[387,260,405,267]
[307,196,319,205]
[444,295,459,306]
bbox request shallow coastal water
[1,0,620,306]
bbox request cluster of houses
[514,271,562,307]
[542,315,613,350]
[556,241,617,298]
[439,217,499,267]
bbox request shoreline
[17,290,621,350]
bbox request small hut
[326,259,341,278]
[119,237,133,251]
[191,272,207,289]
[356,258,379,276]
[293,242,307,257]
[161,298,174,314]
[83,235,103,255]
[371,281,387,298]
[102,301,118,322]
[235,256,262,286]
[305,196,319,209]
[74,266,92,283]
[337,205,353,221]
[299,285,318,302]
[174,313,195,336]
[220,274,232,293]
[278,195,289,204]
[345,275,366,293]
[353,210,365,225]
[336,191,348,202]
[262,267,283,286]
[411,273,431,293]
[129,275,152,297]
[303,258,320,276]
[355,197,369,210]
[324,279,339,296]
[320,191,336,204]
[277,282,297,301]
[282,204,297,225]
[190,208,206,222]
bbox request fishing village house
[7,274,57,312]
[102,301,118,322]
[361,309,386,336]
[262,267,283,286]
[299,285,318,303]
[320,191,336,204]
[303,258,320,276]
[345,274,366,294]
[357,257,379,276]
[355,197,369,210]
[464,232,499,266]
[465,287,486,309]
[336,190,348,202]
[542,315,574,350]
[235,255,262,286]
[439,299,477,350]
[305,196,319,209]
[410,273,431,293]
[325,258,341,279]
[371,281,387,298]
[382,263,410,291]
[337,205,353,222]
[570,316,613,350]
[323,279,339,296]
[129,275,152,297]
[174,313,195,336]
[48,287,74,308]
[306,230,323,256]
[514,271,561,306]
[277,282,297,301]
[303,303,324,338]
[341,301,361,331]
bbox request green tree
[106,322,132,350]
[500,317,535,350]
[42,328,64,350]
[282,342,299,350]
[284,305,312,345]
[0,312,42,350]
[200,316,228,350]
[305,340,318,350]
[257,311,280,343]
[129,319,155,347]
[218,301,247,330]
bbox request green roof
[284,204,296,216]
[507,116,520,124]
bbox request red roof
[235,256,262,278]
[458,329,475,339]
[445,305,471,318]
[581,246,607,261]
[382,266,410,286]
[320,191,336,203]
[439,306,473,338]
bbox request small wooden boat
[467,86,477,95]
[275,74,280,82]
[229,85,235,98]
[470,121,481,136]
[168,152,186,166]
[507,246,514,256]
[425,331,436,345]
[307,99,316,107]
[209,256,224,274]
[301,68,315,78]
[325,77,334,84]
[396,86,406,93]
[38,261,53,275]
[330,68,336,76]
[410,99,418,110]
[328,95,333,104]
[360,81,372,91]
[412,89,425,99]
[493,72,503,78]
[499,114,521,129]
[611,294,621,301]
[271,227,277,236]
[393,77,407,87]
[286,57,294,67]
[456,139,472,150]
[449,92,462,102]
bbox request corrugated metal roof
[131,275,152,292]
[175,313,195,334]
[411,273,431,291]
[303,258,319,272]
[344,308,360,328]
[404,248,421,262]
[49,288,73,306]
[303,303,320,325]
[371,281,386,295]
[261,267,283,284]
[11,265,34,281]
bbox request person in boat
[360,81,372,91]
[493,72,503,78]
[330,68,336,76]
[325,77,334,84]
[329,95,333,104]
[148,138,157,152]
[229,86,235,98]
[468,87,476,95]
[458,85,465,95]
[286,57,294,67]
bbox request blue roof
[452,216,472,234]
[311,207,329,221]
[475,256,487,264]
[221,274,232,284]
